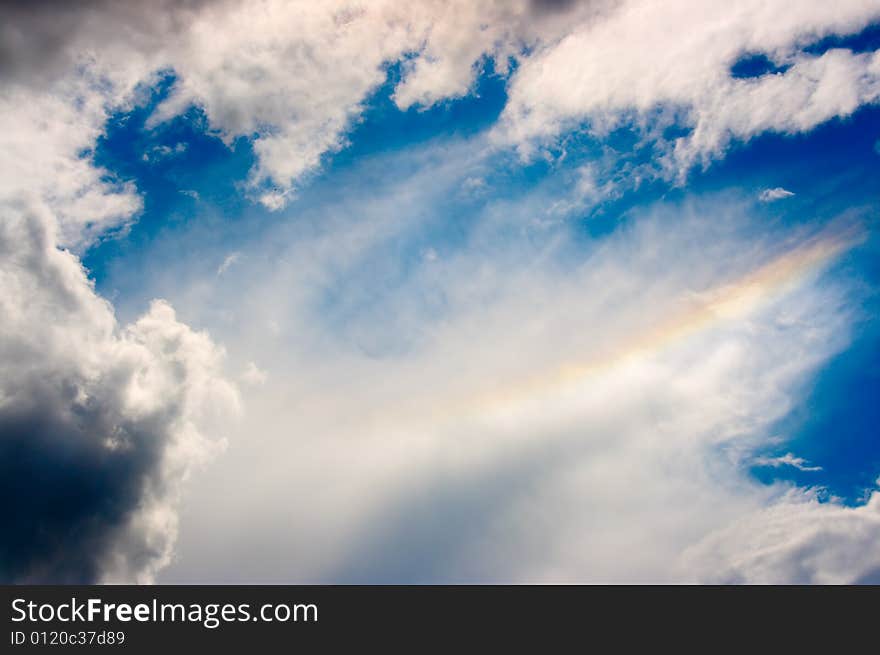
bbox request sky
[2,0,880,584]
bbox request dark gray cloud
[528,0,580,15]
[0,0,218,86]
[0,387,164,583]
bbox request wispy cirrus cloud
[146,139,870,583]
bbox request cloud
[143,1,880,204]
[217,252,241,276]
[760,187,796,202]
[754,452,822,471]
[0,81,142,250]
[4,1,876,214]
[0,0,221,88]
[241,362,268,386]
[495,1,880,176]
[145,0,598,208]
[145,138,872,583]
[3,0,879,585]
[546,163,620,217]
[2,1,610,211]
[685,489,880,583]
[0,198,239,583]
[1,6,241,581]
[143,142,188,163]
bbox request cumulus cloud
[145,0,609,208]
[0,82,142,250]
[0,3,245,583]
[2,1,610,210]
[0,198,238,583]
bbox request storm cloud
[0,0,221,86]
[0,199,238,583]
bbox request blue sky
[4,1,880,584]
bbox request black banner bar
[2,585,876,651]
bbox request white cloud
[685,489,880,584]
[1,1,614,211]
[495,1,880,177]
[145,0,584,208]
[149,0,880,203]
[241,361,268,386]
[760,187,796,202]
[0,81,142,250]
[460,176,488,195]
[754,452,822,471]
[546,163,620,217]
[143,142,188,163]
[5,1,877,216]
[217,252,241,276]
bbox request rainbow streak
[447,223,862,422]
